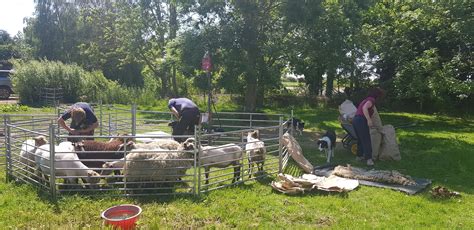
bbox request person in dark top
[352,87,385,166]
[57,102,98,141]
[168,98,201,143]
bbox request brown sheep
[74,137,134,174]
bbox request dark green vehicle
[0,69,14,99]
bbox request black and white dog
[286,118,305,135]
[317,130,337,163]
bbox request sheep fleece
[124,150,194,182]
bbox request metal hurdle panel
[208,111,284,131]
[3,114,55,189]
[57,103,132,137]
[197,121,285,193]
[3,105,293,199]
[134,108,174,134]
[49,133,198,197]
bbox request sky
[0,0,35,36]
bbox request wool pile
[271,173,359,194]
[331,165,416,186]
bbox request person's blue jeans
[352,115,372,160]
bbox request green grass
[1,104,473,228]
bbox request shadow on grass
[34,175,281,208]
[381,113,474,132]
[394,134,473,194]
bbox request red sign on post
[202,51,212,72]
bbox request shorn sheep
[19,136,48,173]
[200,142,243,185]
[245,130,266,178]
[34,142,101,189]
[102,137,196,188]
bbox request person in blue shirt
[57,102,98,141]
[168,98,201,142]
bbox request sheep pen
[2,104,290,198]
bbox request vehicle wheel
[0,87,10,99]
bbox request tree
[76,2,145,86]
[283,0,366,97]
[27,0,81,62]
[0,30,15,69]
[181,0,286,111]
[362,1,473,111]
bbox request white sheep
[245,130,266,178]
[34,142,101,189]
[102,138,196,188]
[200,142,243,185]
[19,136,48,173]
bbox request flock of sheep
[17,130,267,191]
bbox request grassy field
[1,103,473,228]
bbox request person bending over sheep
[58,102,98,142]
[168,98,201,143]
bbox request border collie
[286,118,305,135]
[317,130,336,163]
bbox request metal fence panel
[2,105,291,199]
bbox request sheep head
[248,130,260,140]
[73,141,85,151]
[33,135,48,146]
[118,141,136,151]
[102,162,113,168]
[86,170,101,185]
[181,137,196,151]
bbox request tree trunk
[169,2,178,96]
[325,70,335,98]
[256,82,264,108]
[245,82,257,112]
[307,73,318,96]
[238,0,259,112]
[162,70,170,97]
[169,2,177,40]
[378,59,396,83]
[172,65,177,97]
[245,48,258,111]
[256,56,267,108]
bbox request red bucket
[101,204,142,230]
